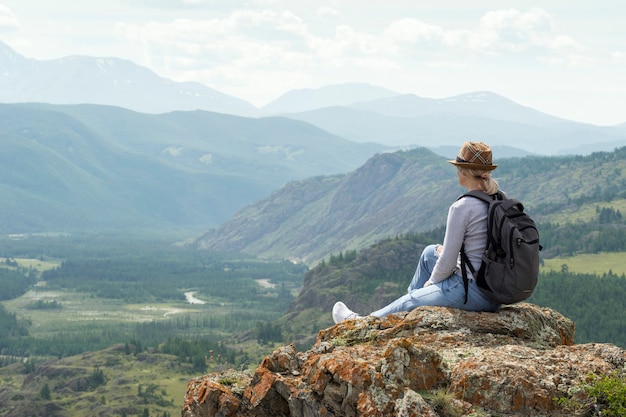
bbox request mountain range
[2,40,626,242]
[2,41,626,156]
[282,93,626,154]
[0,103,382,233]
[0,41,261,117]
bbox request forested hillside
[0,234,304,358]
[0,103,383,233]
[279,231,626,350]
[270,145,626,347]
[196,146,626,263]
[0,232,310,415]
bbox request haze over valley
[2,41,626,236]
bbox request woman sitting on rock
[332,141,502,323]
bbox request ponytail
[482,176,499,195]
[458,167,499,195]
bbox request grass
[3,288,201,337]
[541,252,626,276]
[553,371,626,417]
[543,199,626,224]
[0,256,61,276]
[0,344,192,417]
[422,389,464,417]
[0,284,276,417]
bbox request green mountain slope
[0,103,384,233]
[277,234,626,350]
[0,343,189,417]
[195,146,626,262]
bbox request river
[184,291,206,305]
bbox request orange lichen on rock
[181,304,625,417]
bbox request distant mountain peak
[262,82,400,114]
[0,41,20,56]
[441,91,515,104]
[443,91,494,101]
[0,41,28,69]
[0,42,259,116]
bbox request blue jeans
[370,244,500,317]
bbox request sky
[0,0,625,126]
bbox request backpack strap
[457,190,502,304]
[459,244,472,304]
[460,189,504,203]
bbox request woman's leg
[407,244,439,292]
[370,274,499,318]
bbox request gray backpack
[460,190,541,305]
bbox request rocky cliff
[181,303,625,417]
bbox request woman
[332,141,502,323]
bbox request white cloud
[0,0,624,126]
[117,9,314,73]
[310,25,387,58]
[102,4,626,122]
[162,146,183,157]
[0,4,19,32]
[470,7,591,63]
[317,6,341,19]
[370,7,595,69]
[199,153,213,164]
[116,6,602,78]
[384,18,445,46]
[479,7,554,35]
[611,50,626,63]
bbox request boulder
[181,303,625,417]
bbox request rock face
[181,304,625,417]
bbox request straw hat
[448,141,497,171]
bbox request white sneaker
[332,301,360,324]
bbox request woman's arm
[425,203,467,285]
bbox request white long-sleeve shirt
[427,195,489,284]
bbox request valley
[541,252,626,276]
[0,144,624,416]
[1,217,625,415]
[0,233,302,416]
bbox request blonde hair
[457,167,499,195]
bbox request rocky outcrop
[181,304,625,417]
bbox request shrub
[586,372,626,417]
[554,371,626,416]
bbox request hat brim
[448,160,498,171]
